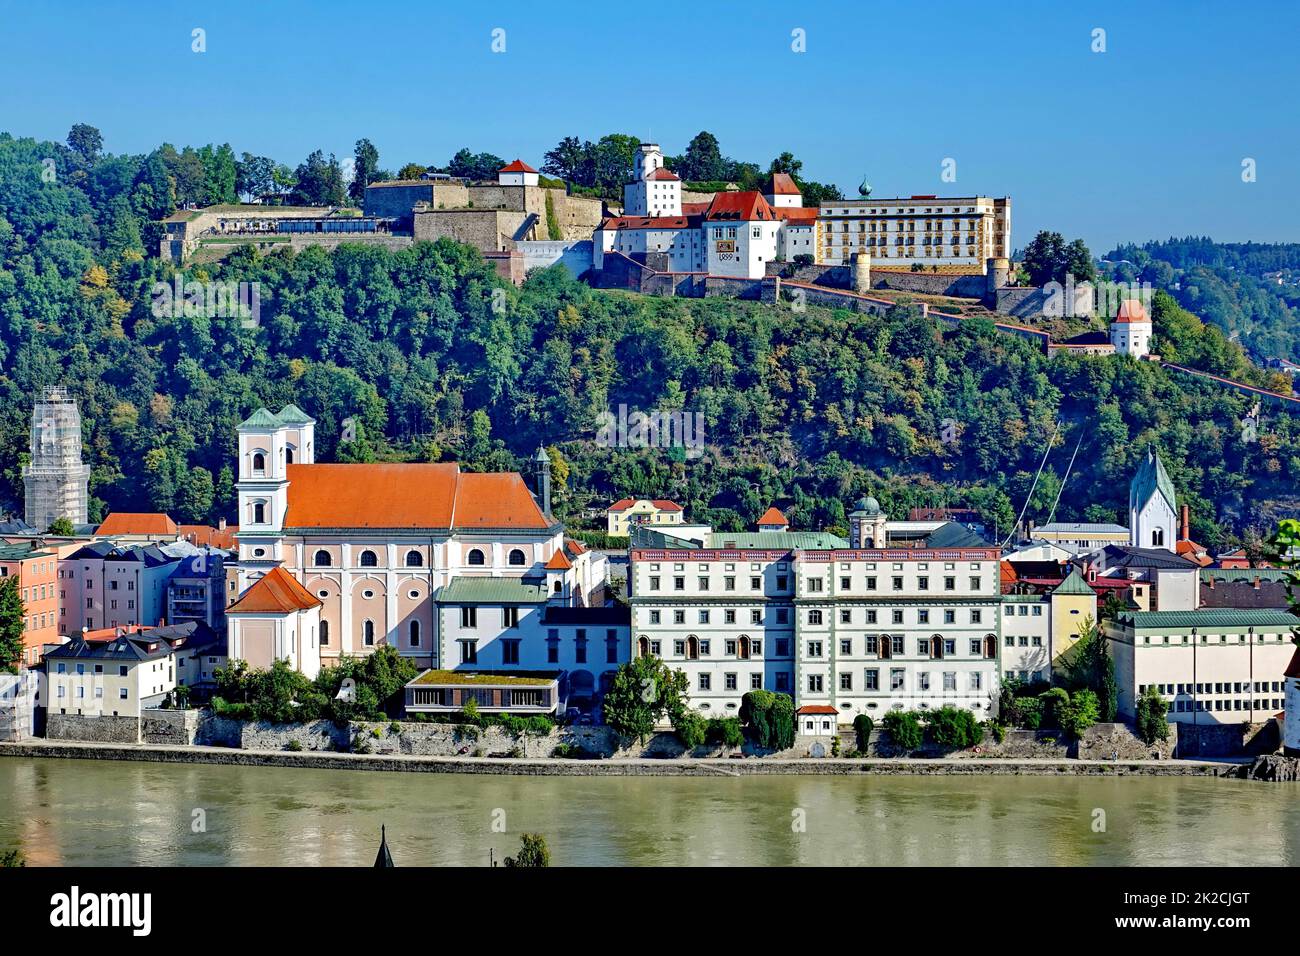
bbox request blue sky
[1,0,1297,253]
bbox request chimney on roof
[218,518,227,531]
[1180,504,1190,541]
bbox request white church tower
[1129,447,1177,551]
[623,143,681,217]
[1110,298,1153,358]
[235,405,315,590]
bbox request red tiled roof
[608,498,682,513]
[544,550,572,571]
[564,537,587,556]
[797,705,838,715]
[765,172,801,195]
[599,214,697,231]
[283,463,550,530]
[781,207,818,223]
[680,201,709,216]
[228,566,321,615]
[179,524,238,550]
[1113,299,1150,324]
[758,506,787,526]
[705,190,777,222]
[499,159,538,174]
[648,167,680,181]
[96,513,178,536]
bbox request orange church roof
[227,566,321,615]
[1113,299,1150,324]
[544,550,572,570]
[96,512,178,536]
[758,506,788,526]
[283,463,550,531]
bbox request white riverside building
[628,498,1002,723]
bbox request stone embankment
[0,738,1239,778]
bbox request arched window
[405,550,423,567]
[359,550,378,567]
[253,501,266,524]
[313,550,331,567]
[285,447,294,464]
[686,635,700,660]
[553,581,562,593]
[409,620,420,647]
[508,548,526,566]
[467,548,485,566]
[252,452,266,475]
[363,620,375,646]
[320,621,330,647]
[637,636,649,658]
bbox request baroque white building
[628,497,1002,721]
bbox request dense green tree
[503,833,550,867]
[677,131,725,181]
[0,576,24,671]
[67,123,103,164]
[602,655,689,742]
[349,138,380,203]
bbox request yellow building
[817,195,1011,269]
[606,498,684,537]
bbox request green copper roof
[1129,448,1176,515]
[705,531,850,550]
[1119,608,1300,630]
[239,407,282,430]
[1200,568,1292,583]
[1052,568,1096,596]
[276,403,314,425]
[435,577,548,605]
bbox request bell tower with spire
[1129,448,1177,551]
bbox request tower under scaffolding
[22,385,89,530]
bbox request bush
[674,709,707,749]
[793,253,815,267]
[388,721,402,735]
[925,706,983,750]
[852,714,874,752]
[740,690,795,751]
[1135,688,1171,744]
[285,740,303,752]
[1016,696,1043,730]
[1059,689,1100,740]
[989,721,1006,744]
[705,716,744,748]
[1038,687,1070,727]
[883,711,923,751]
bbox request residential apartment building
[166,549,228,631]
[817,196,1011,269]
[43,627,181,718]
[1105,609,1299,724]
[58,541,183,636]
[0,542,59,667]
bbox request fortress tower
[1110,298,1153,358]
[22,386,89,530]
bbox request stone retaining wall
[141,708,202,746]
[46,713,141,744]
[0,740,1235,778]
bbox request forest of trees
[1,126,1297,551]
[1103,236,1300,362]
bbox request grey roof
[1035,522,1128,535]
[1095,544,1198,571]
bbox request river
[2,757,1297,866]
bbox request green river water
[1,757,1297,866]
